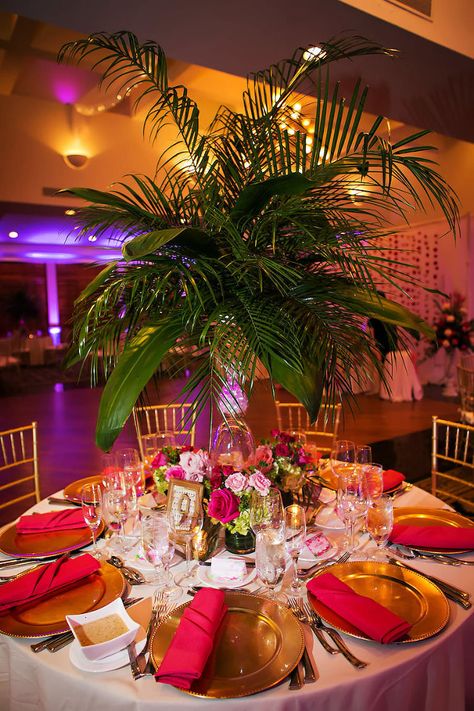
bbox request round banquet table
[0,485,473,711]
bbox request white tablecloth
[0,487,473,711]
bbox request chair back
[457,354,474,425]
[133,403,196,458]
[274,401,341,453]
[431,416,474,512]
[0,422,40,515]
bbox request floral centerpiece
[257,429,317,492]
[433,293,473,353]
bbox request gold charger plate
[0,520,105,558]
[393,507,474,554]
[151,591,304,699]
[308,560,449,643]
[0,561,125,637]
[317,463,404,495]
[63,474,103,503]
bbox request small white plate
[319,487,336,504]
[299,538,338,565]
[313,506,345,530]
[197,564,256,589]
[70,635,146,673]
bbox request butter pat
[211,557,247,581]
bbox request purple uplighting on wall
[53,82,80,105]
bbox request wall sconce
[64,153,89,169]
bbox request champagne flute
[285,504,306,596]
[81,483,102,559]
[361,463,384,505]
[169,503,204,588]
[249,488,284,534]
[142,512,181,600]
[366,496,393,560]
[255,527,287,601]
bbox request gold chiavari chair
[0,422,40,515]
[431,416,474,513]
[133,403,196,458]
[274,401,342,454]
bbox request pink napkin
[0,554,100,614]
[307,572,412,644]
[155,588,227,689]
[383,470,405,491]
[16,510,87,534]
[390,524,474,550]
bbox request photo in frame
[166,478,204,544]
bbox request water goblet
[116,447,145,496]
[249,488,284,535]
[336,473,366,553]
[284,504,306,596]
[255,527,287,602]
[81,483,103,559]
[168,503,204,588]
[141,512,181,600]
[366,496,394,560]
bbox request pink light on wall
[46,263,61,345]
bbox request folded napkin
[16,509,87,534]
[383,469,405,492]
[0,554,100,614]
[390,524,474,550]
[307,572,412,644]
[155,588,227,689]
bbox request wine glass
[101,453,121,490]
[284,504,306,596]
[141,512,181,600]
[356,444,372,466]
[106,478,137,553]
[361,463,384,505]
[366,496,393,560]
[249,488,284,534]
[116,447,145,496]
[255,527,287,601]
[81,483,103,559]
[336,472,366,553]
[211,419,255,470]
[168,502,204,588]
[330,440,356,484]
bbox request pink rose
[270,428,280,438]
[255,444,273,473]
[151,451,168,468]
[225,472,249,495]
[209,466,223,489]
[248,470,272,496]
[275,442,290,457]
[207,489,240,524]
[179,449,210,483]
[165,465,186,481]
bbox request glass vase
[225,527,256,554]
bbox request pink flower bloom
[209,466,223,489]
[255,444,273,473]
[165,465,186,481]
[270,428,280,438]
[151,451,168,468]
[275,442,290,457]
[225,472,249,495]
[248,470,272,496]
[207,489,240,524]
[179,449,210,483]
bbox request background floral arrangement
[151,431,316,535]
[433,293,474,353]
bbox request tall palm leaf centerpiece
[60,33,458,451]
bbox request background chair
[431,416,474,516]
[133,403,196,458]
[457,354,474,425]
[274,401,342,454]
[0,422,40,520]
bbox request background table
[0,486,473,711]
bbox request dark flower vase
[225,528,256,554]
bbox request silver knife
[199,559,255,568]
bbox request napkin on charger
[390,524,474,550]
[383,469,405,492]
[0,553,101,614]
[154,588,227,689]
[307,572,412,644]
[16,509,88,533]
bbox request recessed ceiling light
[88,235,98,242]
[8,231,18,239]
[303,46,322,62]
[65,209,76,216]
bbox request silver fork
[288,597,339,655]
[302,603,368,670]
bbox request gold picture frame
[166,478,204,543]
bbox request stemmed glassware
[366,496,394,560]
[168,503,204,588]
[103,477,138,554]
[141,512,181,600]
[249,488,284,535]
[336,471,367,553]
[284,504,306,596]
[116,447,145,496]
[255,526,287,601]
[81,483,103,559]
